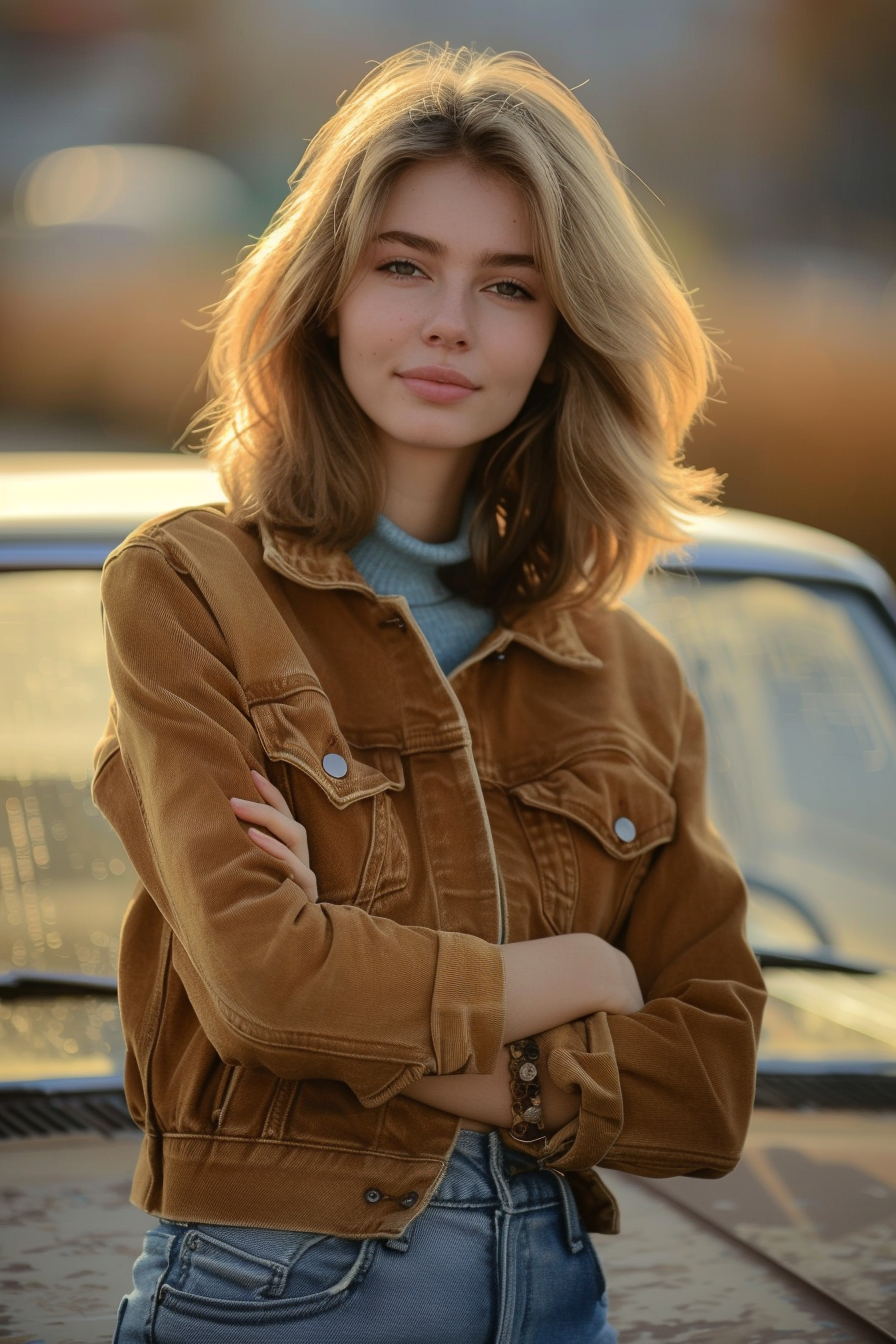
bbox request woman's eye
[488,279,533,301]
[380,258,424,279]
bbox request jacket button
[322,753,348,779]
[399,1191,419,1209]
[614,816,637,843]
[364,1188,383,1204]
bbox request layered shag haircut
[198,43,721,611]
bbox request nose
[420,283,471,349]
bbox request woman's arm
[401,938,642,1129]
[235,774,644,1131]
[234,776,644,1036]
[400,1045,581,1131]
[98,537,506,1107]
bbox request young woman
[96,44,766,1344]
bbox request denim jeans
[112,1129,617,1343]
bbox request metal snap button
[364,1188,383,1204]
[399,1191,419,1209]
[322,752,348,779]
[613,816,637,843]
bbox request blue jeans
[113,1129,617,1343]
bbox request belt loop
[384,1217,418,1253]
[488,1131,514,1211]
[550,1169,585,1254]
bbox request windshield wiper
[754,947,881,975]
[0,970,118,999]
[743,874,884,972]
[743,873,834,946]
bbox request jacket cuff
[430,932,506,1075]
[501,1016,623,1170]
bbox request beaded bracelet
[508,1037,547,1144]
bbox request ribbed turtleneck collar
[348,492,476,607]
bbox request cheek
[494,322,555,392]
[337,289,408,367]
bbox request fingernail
[230,797,249,805]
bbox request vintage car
[1,451,894,1343]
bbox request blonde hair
[199,43,721,610]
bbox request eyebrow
[375,230,538,271]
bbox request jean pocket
[177,1226,296,1301]
[155,1226,377,1331]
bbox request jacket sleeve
[521,687,766,1178]
[94,537,506,1107]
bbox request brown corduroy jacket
[93,503,766,1239]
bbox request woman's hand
[499,933,644,1042]
[230,770,319,903]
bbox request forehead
[377,158,532,253]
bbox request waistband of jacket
[132,1132,451,1240]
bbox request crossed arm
[230,771,645,1133]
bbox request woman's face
[332,158,558,469]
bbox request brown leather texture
[93,503,766,1238]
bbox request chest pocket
[248,689,408,910]
[509,748,676,936]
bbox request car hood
[657,1107,896,1339]
[651,967,896,1338]
[0,992,124,1089]
[759,967,896,1072]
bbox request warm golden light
[20,145,124,228]
[13,144,252,234]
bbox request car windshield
[0,570,128,1081]
[0,570,127,983]
[627,573,896,969]
[1,567,895,992]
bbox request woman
[96,44,766,1344]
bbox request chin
[378,418,486,455]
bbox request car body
[1,451,895,1343]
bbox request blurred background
[1,0,894,575]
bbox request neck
[377,437,480,542]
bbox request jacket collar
[259,520,603,672]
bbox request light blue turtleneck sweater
[348,496,495,675]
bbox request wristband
[508,1038,547,1145]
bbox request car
[1,450,895,1343]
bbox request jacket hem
[131,1131,450,1239]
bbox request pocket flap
[511,750,676,859]
[248,691,404,808]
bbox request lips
[397,366,479,404]
[397,366,478,389]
